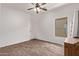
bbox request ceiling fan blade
[41,3,46,5]
[40,7,47,11]
[27,8,34,10]
[32,3,35,5]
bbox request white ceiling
[2,3,68,13]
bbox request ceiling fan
[27,3,47,14]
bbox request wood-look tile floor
[0,39,64,56]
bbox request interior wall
[0,4,31,47]
[0,3,79,47]
[31,4,79,45]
